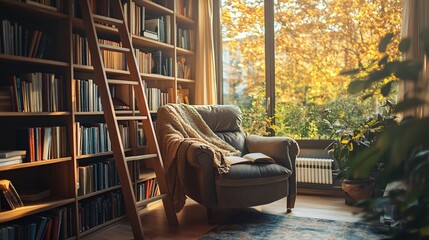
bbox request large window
[219,0,402,139]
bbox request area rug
[200,210,388,240]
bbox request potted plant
[326,102,397,205]
[340,30,429,238]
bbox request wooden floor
[83,194,365,240]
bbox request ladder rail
[109,0,179,226]
[78,0,144,239]
[78,1,179,239]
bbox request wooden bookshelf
[0,0,197,238]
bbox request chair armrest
[245,135,299,169]
[245,135,300,196]
[185,143,218,208]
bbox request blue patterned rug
[200,210,388,240]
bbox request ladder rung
[137,194,167,208]
[94,23,119,33]
[93,14,124,25]
[99,44,130,53]
[108,79,139,85]
[116,116,148,121]
[125,153,158,162]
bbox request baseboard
[297,183,343,197]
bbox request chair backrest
[195,105,248,154]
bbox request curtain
[195,0,217,104]
[400,0,429,117]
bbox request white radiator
[296,158,334,184]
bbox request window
[218,0,402,139]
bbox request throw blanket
[156,104,240,212]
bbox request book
[142,30,158,41]
[145,18,160,35]
[226,152,275,165]
[0,156,23,167]
[0,179,24,210]
[0,150,26,158]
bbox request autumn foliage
[221,0,402,138]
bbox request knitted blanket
[156,104,240,212]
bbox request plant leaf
[394,61,423,81]
[378,33,394,53]
[362,93,374,100]
[398,38,411,53]
[368,69,391,83]
[378,55,389,66]
[381,81,395,97]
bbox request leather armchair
[182,105,299,221]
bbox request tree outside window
[220,0,402,139]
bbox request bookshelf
[0,0,197,238]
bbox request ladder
[78,0,178,239]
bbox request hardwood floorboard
[82,194,365,240]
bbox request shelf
[0,112,70,117]
[137,169,156,182]
[0,0,68,19]
[141,73,175,81]
[0,157,72,172]
[77,185,122,201]
[132,35,175,51]
[78,215,126,238]
[176,14,195,26]
[76,148,133,160]
[177,77,195,83]
[74,110,134,116]
[177,47,195,56]
[0,54,69,68]
[0,198,75,223]
[134,0,173,15]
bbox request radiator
[296,158,334,184]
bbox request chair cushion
[217,163,292,187]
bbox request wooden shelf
[0,0,198,235]
[0,157,72,172]
[0,54,69,68]
[77,185,122,201]
[76,148,133,160]
[78,215,126,238]
[141,73,175,82]
[176,14,195,26]
[0,198,75,223]
[134,0,174,15]
[132,35,175,51]
[0,0,68,19]
[0,112,70,117]
[177,47,195,56]
[177,77,195,83]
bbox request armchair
[181,105,299,221]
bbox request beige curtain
[195,0,217,104]
[400,0,429,117]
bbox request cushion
[217,163,292,187]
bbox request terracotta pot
[342,179,374,206]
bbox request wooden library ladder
[78,0,178,239]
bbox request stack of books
[0,150,26,167]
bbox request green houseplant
[341,29,429,239]
[326,102,397,205]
